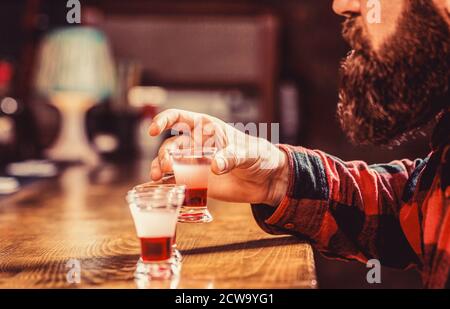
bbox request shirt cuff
[251,144,329,238]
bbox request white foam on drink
[130,208,178,238]
[172,163,210,188]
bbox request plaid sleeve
[252,144,425,269]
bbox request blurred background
[0,0,428,288]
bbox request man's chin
[338,119,396,147]
[336,93,440,147]
[337,101,390,146]
[336,88,421,147]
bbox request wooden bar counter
[0,163,316,288]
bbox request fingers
[149,109,207,136]
[156,138,179,172]
[211,147,239,175]
[150,135,191,180]
[150,158,162,180]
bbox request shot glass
[133,181,183,263]
[168,146,216,223]
[127,183,185,281]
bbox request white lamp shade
[34,26,116,101]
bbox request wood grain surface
[0,163,316,288]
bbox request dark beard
[337,0,450,146]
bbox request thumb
[211,147,239,175]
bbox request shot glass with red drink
[127,183,185,281]
[168,146,217,223]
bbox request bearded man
[149,0,450,288]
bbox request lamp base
[45,139,99,166]
[46,93,100,166]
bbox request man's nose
[332,0,361,17]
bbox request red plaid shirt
[252,112,450,288]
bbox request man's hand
[149,109,289,206]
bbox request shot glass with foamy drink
[168,146,216,223]
[127,184,185,281]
